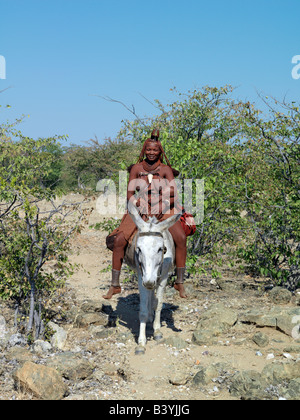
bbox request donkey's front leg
[153,278,167,341]
[135,274,148,354]
[137,319,147,347]
[135,295,148,354]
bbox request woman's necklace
[140,159,161,185]
[142,159,161,173]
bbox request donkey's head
[128,200,180,290]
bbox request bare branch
[91,94,148,128]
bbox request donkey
[125,201,181,354]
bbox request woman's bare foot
[103,286,121,299]
[174,283,187,298]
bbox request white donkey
[126,201,181,355]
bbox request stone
[286,266,300,293]
[268,287,292,304]
[239,308,278,328]
[64,305,81,323]
[0,315,7,337]
[192,304,238,345]
[103,363,120,377]
[252,331,269,348]
[283,344,300,353]
[169,372,188,386]
[116,330,135,343]
[198,303,238,330]
[93,327,115,339]
[13,361,68,400]
[216,278,243,293]
[8,333,27,347]
[193,367,209,386]
[261,361,300,385]
[93,369,105,382]
[80,299,105,313]
[163,336,188,350]
[46,351,94,380]
[6,347,33,363]
[32,340,53,354]
[192,330,218,346]
[0,315,9,347]
[276,308,300,337]
[294,291,300,306]
[229,370,267,400]
[239,306,300,338]
[74,312,108,328]
[283,353,294,360]
[48,322,68,350]
[283,378,300,400]
[193,363,233,386]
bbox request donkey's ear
[127,199,148,231]
[156,213,181,232]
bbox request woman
[103,129,187,299]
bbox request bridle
[138,232,163,239]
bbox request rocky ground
[0,194,300,400]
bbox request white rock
[266,353,275,360]
[283,353,293,360]
[0,315,7,337]
[48,321,68,350]
[0,315,10,347]
[32,340,52,354]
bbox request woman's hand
[151,200,170,220]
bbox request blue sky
[0,0,300,145]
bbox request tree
[115,86,300,289]
[235,95,300,288]
[0,107,84,338]
[60,136,140,191]
[0,195,83,337]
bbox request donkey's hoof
[135,345,146,355]
[153,331,163,341]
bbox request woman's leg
[103,232,127,299]
[168,221,187,298]
[112,231,127,270]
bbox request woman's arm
[127,164,139,204]
[153,166,180,218]
[162,166,178,206]
[127,164,148,212]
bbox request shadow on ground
[106,293,180,342]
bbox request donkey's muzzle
[143,281,156,290]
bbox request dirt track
[62,194,299,400]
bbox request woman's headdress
[129,129,179,176]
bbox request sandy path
[63,194,296,400]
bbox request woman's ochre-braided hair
[130,129,179,176]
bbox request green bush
[0,113,82,338]
[117,86,300,289]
